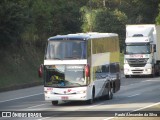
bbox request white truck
[124,24,160,78]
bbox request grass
[0,44,44,90]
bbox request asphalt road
[0,76,160,120]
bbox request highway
[0,76,160,120]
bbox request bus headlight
[145,68,151,72]
[77,90,86,94]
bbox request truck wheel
[52,101,58,105]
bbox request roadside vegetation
[0,0,160,90]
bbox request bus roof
[48,32,118,41]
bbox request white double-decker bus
[39,32,121,105]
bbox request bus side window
[101,65,109,73]
[96,66,101,73]
[110,64,116,74]
[102,65,107,73]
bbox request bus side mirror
[38,64,43,78]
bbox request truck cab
[124,25,160,78]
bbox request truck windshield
[45,40,86,60]
[126,45,150,54]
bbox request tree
[156,2,160,24]
[0,0,28,47]
[22,0,86,47]
[50,0,84,35]
[93,9,127,51]
[117,0,160,24]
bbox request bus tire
[86,87,95,104]
[52,101,58,105]
[106,83,113,100]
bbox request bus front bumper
[44,93,88,101]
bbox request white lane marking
[141,79,160,82]
[38,117,50,120]
[133,101,160,112]
[27,103,46,109]
[145,80,160,82]
[141,80,151,82]
[103,117,114,120]
[127,93,140,98]
[0,93,43,103]
[103,101,160,120]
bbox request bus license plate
[61,96,68,100]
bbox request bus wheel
[52,101,58,105]
[106,83,113,100]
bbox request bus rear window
[45,40,86,60]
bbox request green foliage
[81,7,127,51]
[50,0,83,35]
[156,2,160,25]
[0,0,86,47]
[93,9,127,32]
[81,6,96,32]
[0,0,28,46]
[1,0,159,49]
[156,14,160,25]
[94,9,127,51]
[116,0,160,24]
[81,0,159,51]
[22,0,53,46]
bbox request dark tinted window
[110,64,117,73]
[45,40,86,60]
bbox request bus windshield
[44,65,86,87]
[45,40,86,60]
[126,45,150,54]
